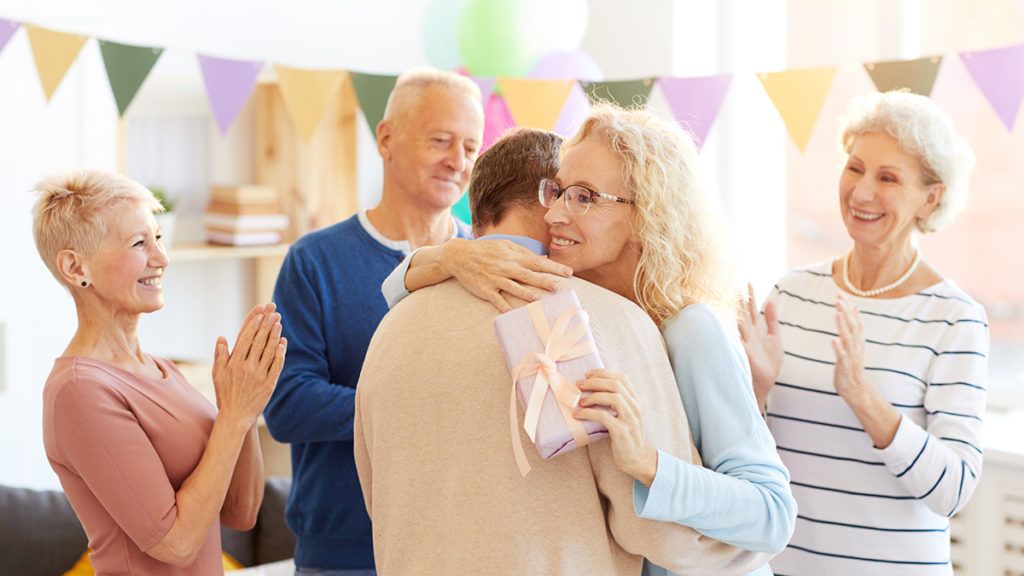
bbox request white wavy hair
[839,90,975,233]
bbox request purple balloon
[529,50,603,81]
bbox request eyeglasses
[538,178,636,215]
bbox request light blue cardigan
[636,303,797,576]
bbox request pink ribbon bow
[509,300,598,476]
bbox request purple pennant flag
[471,76,497,106]
[657,74,733,150]
[198,54,264,135]
[553,82,591,138]
[0,19,19,56]
[960,44,1024,132]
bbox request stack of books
[204,185,289,246]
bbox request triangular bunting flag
[349,72,398,136]
[863,55,942,96]
[582,78,655,108]
[498,78,574,130]
[25,25,90,101]
[0,19,19,56]
[98,40,163,116]
[553,82,591,137]
[960,44,1024,132]
[657,74,733,150]
[198,54,263,135]
[482,93,516,152]
[273,65,347,143]
[471,76,497,105]
[758,66,837,153]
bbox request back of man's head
[469,128,563,236]
[381,67,481,127]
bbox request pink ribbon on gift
[509,300,598,476]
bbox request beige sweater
[355,277,767,575]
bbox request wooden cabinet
[253,78,360,243]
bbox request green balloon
[458,0,538,77]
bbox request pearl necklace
[842,249,922,298]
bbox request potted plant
[150,186,177,248]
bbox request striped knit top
[764,260,988,576]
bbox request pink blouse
[43,355,224,575]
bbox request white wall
[0,28,118,489]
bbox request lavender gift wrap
[494,290,609,465]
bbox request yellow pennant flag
[757,66,837,153]
[498,78,575,131]
[25,25,89,101]
[273,65,347,143]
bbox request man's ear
[377,120,393,161]
[917,183,944,220]
[56,249,86,287]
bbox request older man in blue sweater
[263,67,484,575]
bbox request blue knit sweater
[264,214,471,569]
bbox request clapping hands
[211,303,287,427]
[737,284,783,410]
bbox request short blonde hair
[381,66,482,127]
[839,90,975,233]
[566,104,737,324]
[32,168,160,286]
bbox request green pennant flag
[582,78,655,108]
[349,72,399,135]
[99,39,163,116]
[864,56,943,96]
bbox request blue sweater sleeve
[263,240,358,444]
[633,304,796,554]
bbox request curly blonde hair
[839,90,975,233]
[32,168,161,286]
[566,104,737,324]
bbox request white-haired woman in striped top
[739,89,986,576]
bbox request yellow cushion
[222,551,244,571]
[63,549,245,574]
[62,550,93,576]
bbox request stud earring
[81,281,88,287]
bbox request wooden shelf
[166,243,290,304]
[167,242,291,262]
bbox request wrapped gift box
[494,290,608,469]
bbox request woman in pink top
[33,169,287,575]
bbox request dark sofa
[0,476,295,575]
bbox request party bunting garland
[583,78,656,108]
[0,18,17,55]
[864,55,943,96]
[98,40,163,116]
[198,54,264,135]
[273,65,347,142]
[960,44,1024,131]
[24,25,89,102]
[758,66,838,153]
[499,78,574,131]
[2,19,1024,151]
[657,74,733,150]
[349,72,398,136]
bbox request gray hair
[839,90,975,233]
[381,67,482,126]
